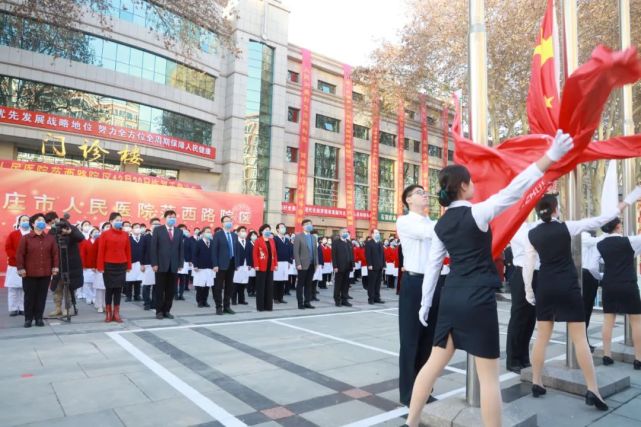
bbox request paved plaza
[0,282,640,427]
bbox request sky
[284,0,408,67]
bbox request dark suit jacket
[234,238,251,267]
[332,238,355,272]
[150,225,184,273]
[365,239,385,269]
[212,230,239,270]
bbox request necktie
[226,232,233,257]
[168,228,173,240]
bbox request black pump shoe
[602,356,614,366]
[633,359,641,370]
[532,384,547,398]
[585,391,608,411]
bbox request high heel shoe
[602,356,614,366]
[633,360,641,370]
[532,384,547,398]
[585,390,608,411]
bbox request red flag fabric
[453,46,641,258]
[527,0,560,135]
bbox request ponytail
[535,194,558,223]
[438,165,471,207]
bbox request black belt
[407,272,424,277]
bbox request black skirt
[602,280,641,314]
[103,263,127,289]
[535,274,585,322]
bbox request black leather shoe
[18,310,24,315]
[342,301,353,307]
[197,303,205,308]
[279,300,288,304]
[125,297,132,302]
[602,356,614,366]
[312,297,320,302]
[368,300,375,305]
[507,365,522,374]
[177,296,185,301]
[240,301,249,305]
[633,360,641,370]
[532,384,546,398]
[216,308,223,315]
[520,362,532,369]
[298,304,305,310]
[585,390,608,411]
[347,295,353,299]
[9,310,18,317]
[24,320,32,328]
[374,299,385,304]
[204,303,211,308]
[155,313,164,320]
[335,302,342,307]
[427,394,438,404]
[144,305,151,311]
[164,313,175,319]
[35,319,45,327]
[224,308,235,314]
[304,303,315,309]
[589,344,596,353]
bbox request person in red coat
[79,228,99,305]
[96,212,131,323]
[5,215,30,316]
[354,243,367,289]
[253,224,278,312]
[384,241,397,288]
[320,238,333,288]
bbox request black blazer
[234,238,252,267]
[150,225,184,273]
[365,239,385,269]
[192,239,214,269]
[332,238,355,272]
[212,230,239,270]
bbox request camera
[49,213,72,237]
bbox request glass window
[286,146,298,162]
[414,140,421,153]
[380,131,396,147]
[138,166,178,179]
[448,150,454,161]
[378,157,395,216]
[428,168,441,219]
[314,143,339,207]
[403,163,420,188]
[317,80,336,95]
[405,110,416,120]
[316,114,340,133]
[283,187,296,203]
[353,124,369,140]
[288,107,299,123]
[354,152,369,210]
[428,144,443,158]
[403,137,410,151]
[352,91,364,102]
[288,70,299,83]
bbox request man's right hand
[368,266,373,270]
[214,267,219,273]
[152,266,158,272]
[18,269,26,278]
[297,264,302,270]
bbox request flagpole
[619,0,636,347]
[562,0,581,370]
[467,0,488,408]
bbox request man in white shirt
[396,184,441,407]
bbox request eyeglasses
[410,189,428,197]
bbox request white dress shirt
[420,163,544,315]
[396,211,435,275]
[511,221,541,268]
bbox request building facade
[0,0,452,238]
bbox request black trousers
[582,269,600,336]
[256,271,274,311]
[233,283,247,304]
[177,274,189,297]
[506,267,537,369]
[288,275,297,293]
[154,272,176,315]
[367,268,383,302]
[142,285,155,308]
[273,281,286,302]
[386,274,395,288]
[321,273,331,287]
[334,271,350,303]
[399,274,444,406]
[214,264,234,310]
[196,286,213,305]
[23,276,50,322]
[124,281,141,299]
[248,277,256,295]
[297,265,315,305]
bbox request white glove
[419,305,430,327]
[526,290,536,306]
[546,130,574,161]
[624,185,641,206]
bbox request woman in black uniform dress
[595,214,641,369]
[406,130,574,427]
[525,194,632,411]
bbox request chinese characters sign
[342,64,356,236]
[396,100,405,216]
[0,106,215,159]
[294,49,313,232]
[370,86,381,230]
[420,95,430,190]
[282,202,370,220]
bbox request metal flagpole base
[420,397,537,427]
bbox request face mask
[204,232,213,240]
[20,221,30,230]
[304,224,313,232]
[166,217,177,227]
[183,230,190,238]
[103,225,111,231]
[251,235,258,242]
[278,226,286,234]
[194,230,200,236]
[341,232,350,239]
[263,230,272,238]
[384,241,389,247]
[373,233,381,242]
[123,226,132,233]
[322,239,327,245]
[151,223,160,230]
[35,220,46,230]
[140,227,147,233]
[113,221,123,230]
[132,227,141,235]
[82,225,91,233]
[223,222,233,231]
[240,231,247,239]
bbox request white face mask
[140,227,147,233]
[82,225,91,233]
[240,231,247,239]
[132,227,141,235]
[123,226,132,233]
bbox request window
[0,75,213,145]
[427,116,436,125]
[380,131,396,147]
[0,12,216,100]
[317,80,336,95]
[354,152,369,210]
[288,70,299,83]
[283,187,296,203]
[288,107,300,123]
[352,91,364,102]
[286,146,298,163]
[428,169,441,219]
[405,110,416,121]
[403,138,410,151]
[403,163,420,188]
[378,157,395,217]
[428,144,443,158]
[448,150,454,161]
[314,144,339,206]
[353,124,370,140]
[316,114,340,133]
[139,166,178,179]
[414,140,421,153]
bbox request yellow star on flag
[534,32,554,66]
[544,96,554,108]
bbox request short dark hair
[140,223,147,228]
[29,213,45,226]
[438,165,471,207]
[150,217,161,224]
[535,194,558,223]
[236,226,247,232]
[402,184,424,210]
[123,220,131,227]
[132,223,140,228]
[44,211,58,223]
[301,218,312,226]
[214,227,222,233]
[276,223,285,229]
[221,215,232,223]
[80,220,91,227]
[177,224,187,229]
[108,212,121,222]
[201,226,211,233]
[164,210,176,218]
[601,218,621,234]
[249,230,258,238]
[259,224,271,234]
[101,222,111,230]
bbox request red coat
[321,245,332,264]
[16,231,59,277]
[252,237,278,272]
[4,229,23,267]
[354,247,366,264]
[96,229,131,272]
[80,238,99,269]
[384,247,398,264]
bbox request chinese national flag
[527,0,559,136]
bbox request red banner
[282,203,370,220]
[420,95,430,191]
[396,99,405,216]
[294,49,313,232]
[370,86,381,231]
[343,64,356,236]
[441,104,449,168]
[0,160,201,189]
[0,168,263,286]
[0,106,215,159]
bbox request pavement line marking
[270,319,467,375]
[117,307,399,334]
[106,331,246,427]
